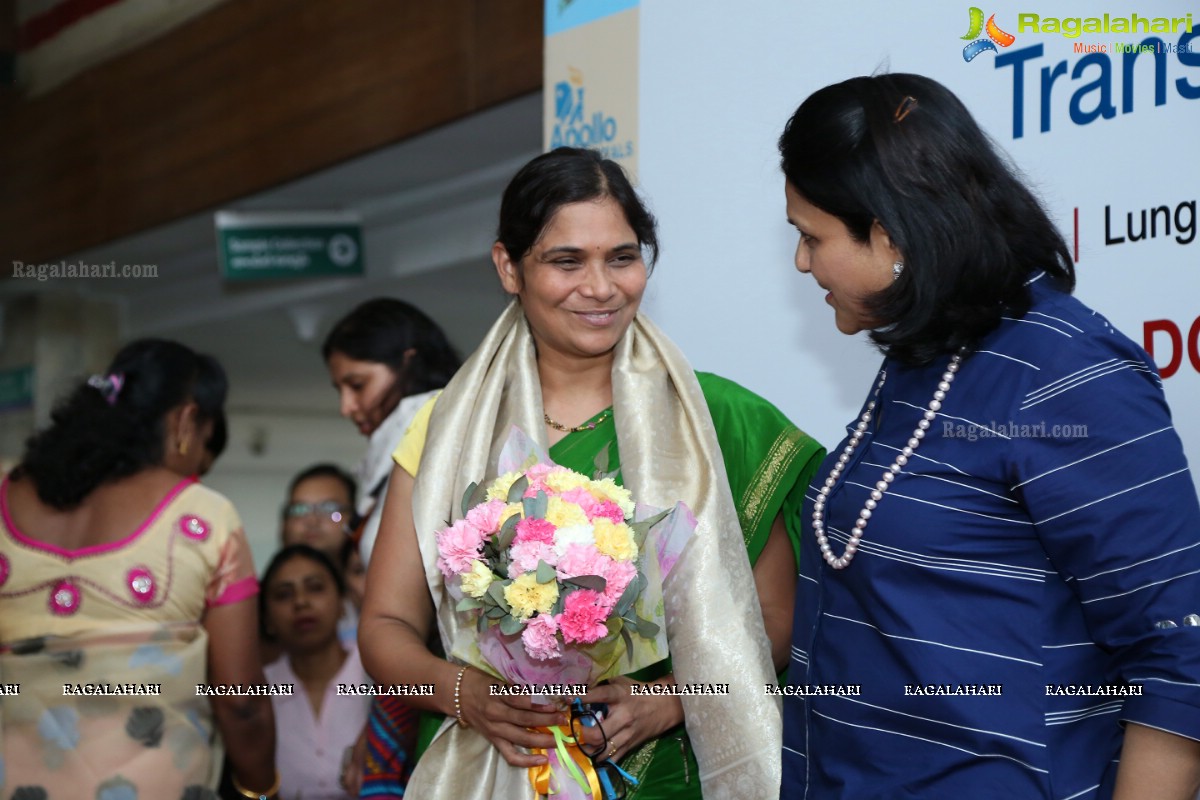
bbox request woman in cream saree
[359,148,822,800]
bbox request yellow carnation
[461,560,496,598]
[544,496,589,529]
[498,503,524,528]
[504,573,559,620]
[544,468,589,493]
[486,471,523,502]
[593,517,638,562]
[590,478,635,516]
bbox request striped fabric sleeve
[1010,328,1200,742]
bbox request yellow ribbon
[528,725,603,799]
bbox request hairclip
[87,372,125,405]
[894,95,918,123]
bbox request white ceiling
[1,92,544,414]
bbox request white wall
[637,0,1200,489]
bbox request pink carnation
[466,499,507,535]
[525,463,555,482]
[559,487,600,518]
[557,546,637,607]
[521,613,562,661]
[558,590,610,644]
[555,543,610,582]
[435,519,487,577]
[592,500,626,524]
[524,478,550,497]
[514,517,557,546]
[601,559,638,607]
[509,541,558,576]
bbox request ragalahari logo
[962,7,1016,61]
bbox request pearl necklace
[814,349,965,570]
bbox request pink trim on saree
[0,475,198,560]
[204,529,258,607]
[207,575,258,607]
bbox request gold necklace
[543,410,611,433]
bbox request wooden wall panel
[0,0,542,264]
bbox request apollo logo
[962,7,1016,62]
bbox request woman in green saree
[359,147,823,800]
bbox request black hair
[284,463,357,514]
[779,73,1074,366]
[258,544,347,640]
[497,147,659,273]
[13,339,227,509]
[322,298,460,415]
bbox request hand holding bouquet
[433,427,694,798]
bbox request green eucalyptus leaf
[460,481,480,519]
[456,597,483,611]
[551,590,568,617]
[613,571,645,617]
[635,615,660,639]
[618,624,634,658]
[629,509,669,549]
[535,560,557,585]
[487,581,511,612]
[507,476,530,504]
[523,490,549,520]
[485,605,507,620]
[499,615,524,635]
[565,575,607,593]
[497,514,520,551]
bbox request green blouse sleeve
[696,372,825,568]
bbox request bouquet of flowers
[434,427,695,799]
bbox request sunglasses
[568,698,636,800]
[282,501,349,524]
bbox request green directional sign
[0,365,34,411]
[215,211,364,281]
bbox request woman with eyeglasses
[280,463,358,650]
[323,299,462,798]
[281,464,356,562]
[261,544,371,800]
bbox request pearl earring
[892,261,904,281]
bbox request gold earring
[178,439,189,456]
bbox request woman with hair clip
[777,74,1200,799]
[0,339,277,799]
[323,299,461,797]
[359,147,825,799]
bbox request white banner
[637,0,1199,491]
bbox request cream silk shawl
[407,302,781,799]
